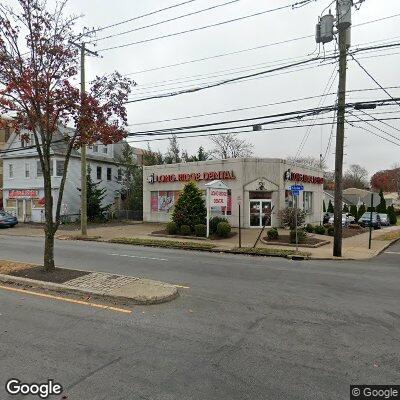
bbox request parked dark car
[0,210,18,228]
[323,212,334,224]
[378,213,390,226]
[358,212,381,229]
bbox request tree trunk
[44,230,55,272]
[43,156,55,272]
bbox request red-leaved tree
[0,0,134,271]
[371,168,400,192]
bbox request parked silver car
[328,214,350,227]
[378,213,390,226]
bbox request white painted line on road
[385,251,400,255]
[108,253,168,262]
[173,284,190,289]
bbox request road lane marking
[173,284,190,289]
[0,285,132,314]
[385,251,400,255]
[109,253,168,261]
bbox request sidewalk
[1,222,399,260]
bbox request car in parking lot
[323,212,333,224]
[328,213,351,227]
[378,213,390,226]
[0,210,18,228]
[358,212,381,229]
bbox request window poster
[158,191,175,212]
[151,192,158,212]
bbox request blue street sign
[290,185,304,191]
[291,190,300,197]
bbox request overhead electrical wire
[83,0,201,36]
[123,42,400,103]
[125,98,400,136]
[349,53,400,108]
[97,0,317,52]
[90,0,241,43]
[295,63,338,158]
[126,116,400,144]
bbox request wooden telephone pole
[333,0,351,257]
[70,41,99,236]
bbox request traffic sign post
[289,185,304,252]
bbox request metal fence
[106,210,143,221]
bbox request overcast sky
[54,0,400,174]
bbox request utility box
[320,13,334,44]
[337,0,352,30]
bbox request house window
[117,168,122,182]
[303,191,313,214]
[37,161,43,177]
[96,166,102,180]
[8,164,13,178]
[93,144,98,153]
[56,160,65,177]
[25,163,30,178]
[103,145,108,154]
[37,160,53,177]
[107,167,112,181]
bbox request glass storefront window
[303,191,313,214]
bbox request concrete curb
[0,272,179,305]
[260,237,330,248]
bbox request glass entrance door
[249,200,272,228]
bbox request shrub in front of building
[267,228,279,240]
[290,229,306,244]
[387,205,397,225]
[350,204,358,218]
[327,226,335,236]
[278,207,306,230]
[216,222,231,238]
[180,225,191,236]
[304,224,314,233]
[209,216,228,234]
[172,182,206,230]
[166,221,178,235]
[314,225,326,235]
[194,224,207,237]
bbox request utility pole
[69,40,99,236]
[333,0,351,257]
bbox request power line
[100,12,400,74]
[123,43,400,103]
[295,63,338,158]
[358,108,400,134]
[126,99,400,136]
[90,0,241,43]
[349,53,400,108]
[84,0,201,36]
[124,56,325,103]
[347,110,400,143]
[126,116,400,144]
[97,0,316,52]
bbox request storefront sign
[147,170,236,184]
[9,189,39,199]
[210,189,228,207]
[249,191,272,200]
[284,171,324,185]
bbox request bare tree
[343,164,369,189]
[210,133,253,159]
[287,156,327,171]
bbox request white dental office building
[1,128,125,223]
[143,158,324,228]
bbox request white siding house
[1,128,124,222]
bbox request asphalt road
[0,236,399,400]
